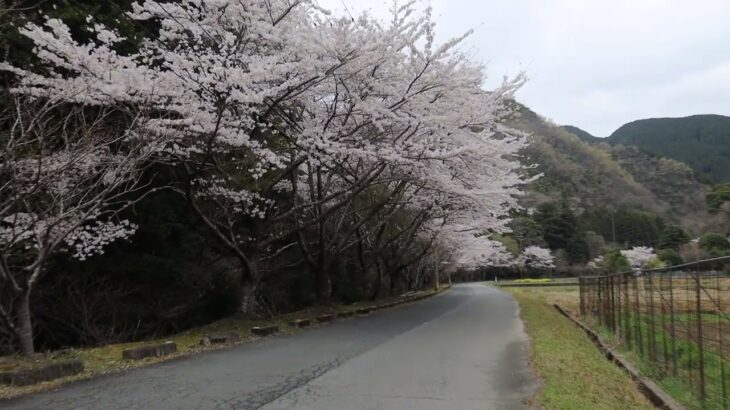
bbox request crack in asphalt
[215,358,343,409]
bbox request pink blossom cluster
[2,0,529,270]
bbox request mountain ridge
[559,125,602,143]
[605,114,730,182]
[508,104,718,233]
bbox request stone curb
[0,360,84,386]
[122,341,177,361]
[288,318,311,327]
[199,332,240,346]
[297,285,451,328]
[316,314,336,323]
[552,304,685,410]
[355,307,372,315]
[250,325,279,336]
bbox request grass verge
[593,314,727,409]
[0,286,449,400]
[504,286,654,410]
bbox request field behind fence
[580,258,730,409]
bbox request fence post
[720,270,728,409]
[669,272,677,377]
[660,274,669,374]
[616,274,622,339]
[601,276,611,327]
[624,273,632,349]
[634,274,643,357]
[606,276,612,328]
[723,363,728,410]
[580,277,585,316]
[579,259,730,407]
[598,277,604,326]
[647,271,657,362]
[695,272,706,402]
[611,275,618,333]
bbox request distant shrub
[657,249,683,266]
[645,258,665,269]
[707,183,730,212]
[699,232,730,252]
[603,249,631,273]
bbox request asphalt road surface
[4,283,539,410]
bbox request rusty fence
[580,258,730,409]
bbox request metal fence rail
[580,258,730,409]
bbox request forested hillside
[608,115,730,182]
[499,104,727,270]
[560,125,601,143]
[513,105,683,217]
[609,145,710,226]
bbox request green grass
[504,286,653,410]
[589,312,730,409]
[496,277,580,288]
[514,278,552,284]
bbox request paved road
[4,284,539,410]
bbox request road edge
[0,284,452,401]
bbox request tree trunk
[314,268,332,304]
[239,281,257,318]
[14,291,34,356]
[237,246,260,318]
[359,266,369,299]
[370,263,383,301]
[389,271,397,296]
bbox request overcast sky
[317,0,730,137]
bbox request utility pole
[611,210,617,245]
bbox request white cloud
[318,0,730,136]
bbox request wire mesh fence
[580,258,730,409]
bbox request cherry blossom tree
[519,246,556,270]
[587,255,604,270]
[3,0,529,318]
[287,2,528,299]
[0,96,157,354]
[620,246,657,270]
[449,234,515,270]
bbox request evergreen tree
[533,200,589,263]
[657,249,683,266]
[510,216,547,248]
[581,206,663,247]
[698,232,730,257]
[707,183,730,213]
[657,225,691,250]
